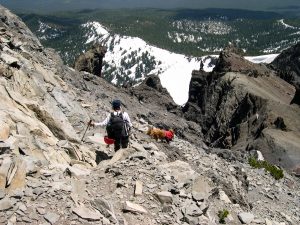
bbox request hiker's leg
[121,136,129,148]
[114,138,121,151]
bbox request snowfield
[83,21,279,105]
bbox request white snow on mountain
[82,21,279,105]
[37,20,63,40]
[167,32,203,43]
[245,54,278,64]
[278,19,298,30]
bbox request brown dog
[147,126,174,143]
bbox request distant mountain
[19,9,300,63]
[19,8,289,104]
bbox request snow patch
[278,19,298,30]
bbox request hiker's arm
[123,112,132,127]
[94,114,110,126]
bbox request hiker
[90,99,132,151]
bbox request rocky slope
[0,5,299,225]
[183,45,300,171]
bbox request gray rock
[37,207,46,215]
[65,166,91,178]
[238,212,254,224]
[219,190,231,203]
[192,176,211,201]
[0,198,13,211]
[124,201,147,214]
[10,189,24,199]
[44,212,60,225]
[23,156,39,175]
[0,53,20,66]
[0,189,5,199]
[129,151,149,160]
[92,198,118,223]
[135,180,143,196]
[17,203,27,212]
[183,202,203,217]
[159,160,196,184]
[33,187,44,196]
[155,191,173,204]
[24,188,33,197]
[131,142,145,152]
[146,183,157,189]
[72,205,103,221]
[143,144,153,150]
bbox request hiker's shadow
[95,150,112,164]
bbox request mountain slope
[183,45,300,171]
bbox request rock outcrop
[184,45,300,171]
[271,42,300,105]
[131,75,179,112]
[214,44,272,77]
[74,45,107,77]
[0,5,299,225]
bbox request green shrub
[249,157,284,180]
[218,209,229,224]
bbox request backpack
[106,112,130,139]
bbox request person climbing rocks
[90,99,132,151]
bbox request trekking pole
[81,120,92,142]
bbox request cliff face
[0,6,90,154]
[184,46,300,171]
[271,42,300,105]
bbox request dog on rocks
[146,126,174,143]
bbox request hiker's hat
[112,99,121,109]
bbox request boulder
[44,212,60,225]
[92,198,118,223]
[159,160,196,184]
[219,190,231,203]
[101,148,136,167]
[238,212,254,224]
[65,166,91,178]
[155,191,173,204]
[124,201,147,214]
[0,53,20,68]
[0,198,13,211]
[73,205,103,221]
[191,176,212,201]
